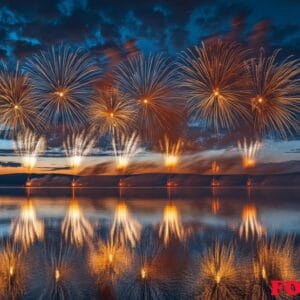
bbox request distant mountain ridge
[0,172,299,187]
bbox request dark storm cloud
[13,40,41,59]
[0,0,299,59]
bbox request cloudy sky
[0,0,299,174]
[0,0,300,59]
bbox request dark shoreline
[0,172,299,187]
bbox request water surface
[0,187,299,299]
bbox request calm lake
[0,187,299,299]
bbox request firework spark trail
[247,49,300,138]
[10,200,44,250]
[89,87,136,136]
[89,239,132,287]
[237,138,261,169]
[63,131,96,175]
[179,38,251,132]
[110,202,141,247]
[115,54,184,140]
[25,44,100,130]
[13,130,45,174]
[160,135,183,170]
[0,62,43,136]
[239,204,265,241]
[159,204,185,246]
[61,199,94,247]
[0,243,27,299]
[198,241,245,299]
[112,132,140,172]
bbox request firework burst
[239,204,265,241]
[115,54,183,140]
[247,49,300,138]
[0,243,27,299]
[179,38,251,132]
[89,87,136,136]
[0,63,43,136]
[25,44,100,130]
[13,130,45,174]
[237,138,261,169]
[10,200,44,250]
[160,135,184,171]
[159,204,185,246]
[89,239,132,287]
[61,199,94,247]
[63,131,96,175]
[112,132,140,173]
[197,241,245,299]
[110,202,141,247]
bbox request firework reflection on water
[61,199,93,247]
[197,241,246,299]
[250,236,296,299]
[239,204,265,241]
[89,239,132,287]
[110,202,141,247]
[159,203,185,246]
[27,242,91,299]
[10,200,44,250]
[0,243,27,299]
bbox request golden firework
[238,138,261,169]
[25,44,100,130]
[63,131,96,175]
[115,54,184,140]
[160,135,184,170]
[112,132,140,173]
[247,49,300,138]
[0,63,43,135]
[180,38,251,132]
[13,130,45,174]
[89,87,136,136]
